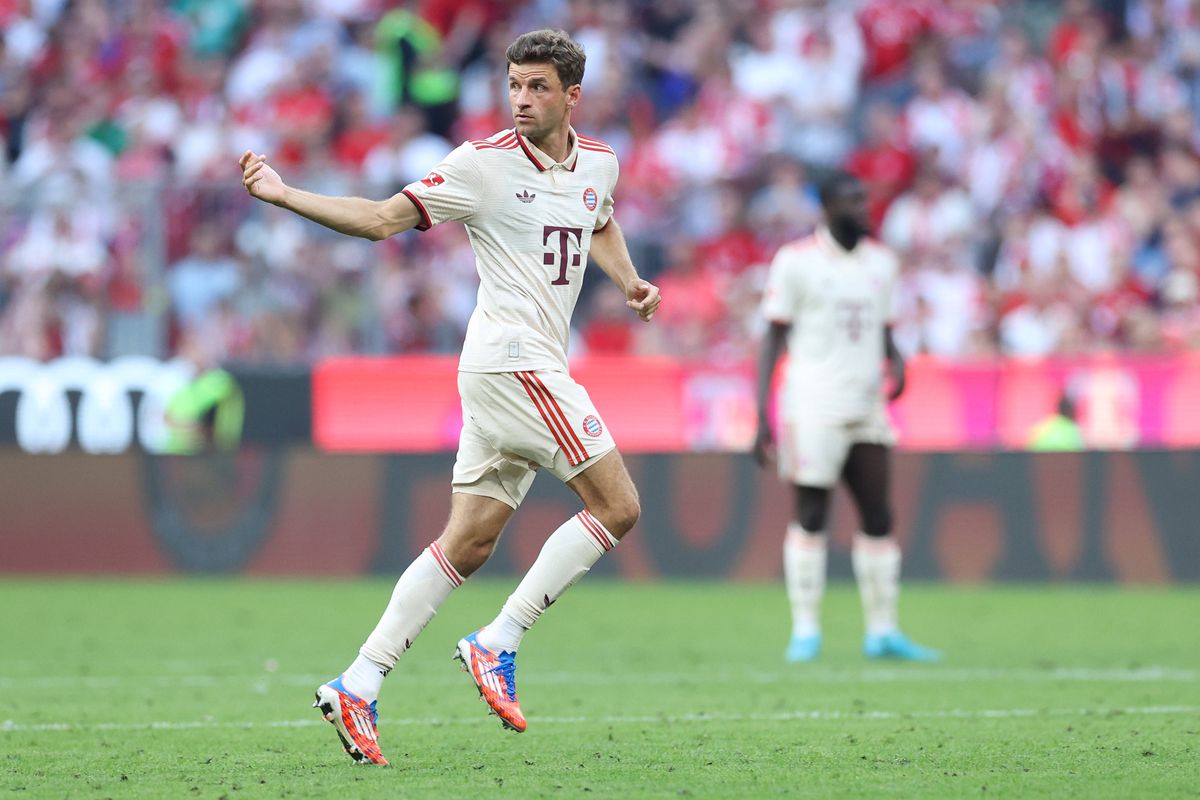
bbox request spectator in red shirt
[857,0,932,85]
[846,101,917,229]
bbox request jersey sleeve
[594,158,618,231]
[761,246,800,324]
[400,143,481,231]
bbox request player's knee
[611,495,641,537]
[860,507,893,537]
[593,492,640,538]
[798,505,829,533]
[438,530,500,576]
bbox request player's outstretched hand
[240,150,285,205]
[626,279,661,322]
[753,421,774,468]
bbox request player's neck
[827,223,862,252]
[527,124,573,164]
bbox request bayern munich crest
[583,187,598,211]
[582,415,603,437]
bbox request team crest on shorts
[582,187,598,211]
[582,415,603,437]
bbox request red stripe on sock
[428,542,462,586]
[576,510,613,552]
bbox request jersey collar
[514,126,579,172]
[815,225,859,256]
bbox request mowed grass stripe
[5,704,1199,734]
[0,665,1195,690]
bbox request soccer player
[753,171,940,664]
[240,29,661,765]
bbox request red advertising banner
[312,353,1200,452]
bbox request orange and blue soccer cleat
[312,677,389,765]
[454,630,527,732]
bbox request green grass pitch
[1,579,1197,798]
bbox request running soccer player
[753,171,940,665]
[240,29,660,765]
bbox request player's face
[507,63,579,139]
[829,181,871,236]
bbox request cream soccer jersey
[761,227,899,423]
[400,127,619,373]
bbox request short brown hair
[505,29,586,89]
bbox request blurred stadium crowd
[3,0,1200,364]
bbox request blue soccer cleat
[863,631,941,662]
[785,633,822,662]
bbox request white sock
[852,532,901,637]
[477,510,617,653]
[348,542,464,702]
[784,522,826,638]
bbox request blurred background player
[240,29,661,764]
[754,171,939,664]
[1028,391,1086,451]
[162,332,244,455]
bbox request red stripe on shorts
[527,372,589,465]
[516,372,585,466]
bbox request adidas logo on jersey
[515,190,536,203]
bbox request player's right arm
[754,320,791,467]
[754,245,800,467]
[240,150,421,241]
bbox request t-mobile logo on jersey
[836,300,871,342]
[543,226,583,286]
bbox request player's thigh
[841,409,895,506]
[840,442,892,535]
[451,398,538,509]
[565,449,639,537]
[778,414,849,489]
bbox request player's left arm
[590,217,661,322]
[884,325,905,401]
[881,246,905,401]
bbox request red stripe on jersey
[471,132,517,147]
[514,131,548,171]
[400,189,432,231]
[528,372,589,464]
[516,372,584,466]
[428,542,462,586]
[577,135,612,148]
[578,142,614,151]
[576,510,613,551]
[473,143,519,150]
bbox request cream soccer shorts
[776,403,896,488]
[452,370,617,508]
